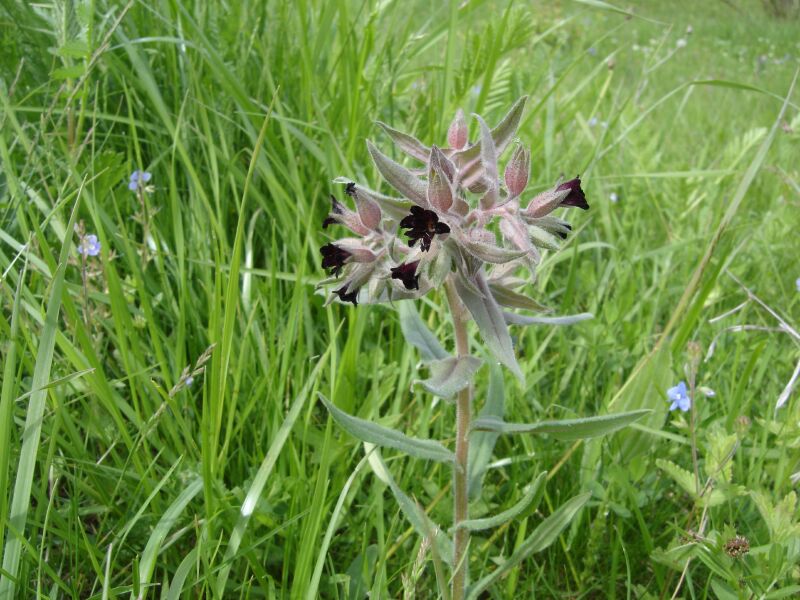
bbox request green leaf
[468,363,504,500]
[489,284,552,312]
[376,121,430,162]
[455,272,523,382]
[367,140,427,205]
[466,492,591,598]
[455,472,546,532]
[319,394,455,463]
[0,197,80,598]
[415,356,482,399]
[473,409,650,440]
[504,312,593,326]
[366,445,453,565]
[138,478,203,588]
[397,301,449,361]
[54,39,90,58]
[455,96,528,163]
[51,64,85,80]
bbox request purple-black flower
[334,285,359,305]
[399,206,450,252]
[556,177,589,210]
[320,243,351,276]
[128,170,152,192]
[390,261,420,290]
[77,234,101,257]
[667,381,691,412]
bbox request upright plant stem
[445,277,471,600]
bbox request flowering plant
[318,97,648,598]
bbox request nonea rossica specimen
[318,97,648,598]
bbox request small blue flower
[77,234,101,257]
[667,381,691,412]
[185,376,194,386]
[588,117,598,127]
[609,192,619,203]
[796,277,800,292]
[128,170,152,192]
[588,46,597,56]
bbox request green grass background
[1,0,799,597]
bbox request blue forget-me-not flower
[77,234,101,257]
[128,170,152,192]
[667,381,691,412]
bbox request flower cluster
[318,97,588,307]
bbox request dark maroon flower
[399,206,450,251]
[344,182,357,197]
[334,285,359,305]
[390,261,420,290]
[556,177,589,210]
[320,243,351,276]
[322,195,346,229]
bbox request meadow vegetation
[1,0,799,597]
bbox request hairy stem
[445,277,471,600]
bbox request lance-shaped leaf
[367,444,454,565]
[415,355,482,399]
[474,114,499,208]
[504,312,593,327]
[376,122,430,163]
[454,96,528,163]
[468,363,504,500]
[457,231,528,265]
[489,284,552,313]
[455,272,524,383]
[466,492,591,599]
[472,409,651,440]
[367,141,428,206]
[397,301,449,361]
[319,394,455,463]
[456,471,546,532]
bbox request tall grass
[1,0,798,597]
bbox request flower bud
[427,168,453,213]
[346,183,382,231]
[504,146,530,198]
[447,109,468,150]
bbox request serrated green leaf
[397,301,449,361]
[415,356,482,399]
[656,458,697,497]
[51,64,85,80]
[455,472,546,532]
[455,272,523,382]
[473,409,649,440]
[55,39,90,58]
[466,492,590,599]
[319,394,455,463]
